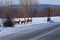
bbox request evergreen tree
[3,15,14,27]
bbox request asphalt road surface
[0,24,60,40]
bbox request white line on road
[29,28,60,40]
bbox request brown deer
[26,18,32,23]
[20,19,26,24]
[13,20,20,24]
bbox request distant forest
[0,5,60,18]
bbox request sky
[0,0,60,5]
[38,0,60,5]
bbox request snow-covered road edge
[0,22,60,38]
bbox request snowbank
[0,17,60,37]
[0,22,60,38]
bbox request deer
[15,20,20,24]
[20,18,26,24]
[13,20,20,24]
[26,18,32,23]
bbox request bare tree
[0,0,13,6]
[19,0,38,8]
[19,0,38,17]
[53,9,56,16]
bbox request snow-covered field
[0,16,60,37]
[13,16,60,26]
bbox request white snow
[0,16,60,37]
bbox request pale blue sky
[38,0,60,5]
[0,0,60,5]
[13,0,60,5]
[14,0,60,5]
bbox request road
[0,24,60,40]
